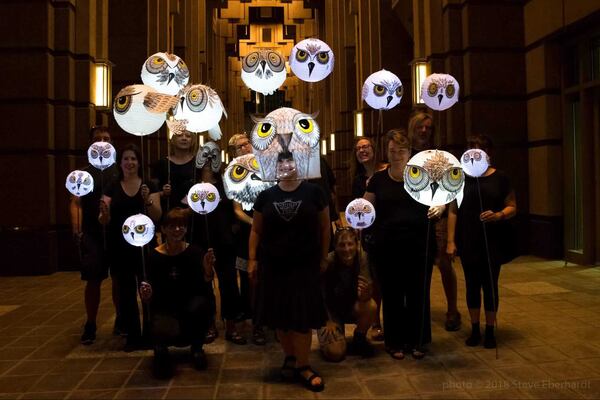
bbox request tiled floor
[0,256,599,399]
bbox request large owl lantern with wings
[241,50,287,95]
[362,69,403,110]
[173,84,227,141]
[223,154,275,211]
[250,107,321,181]
[404,150,464,207]
[290,38,334,82]
[141,52,189,95]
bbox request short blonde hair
[385,128,411,150]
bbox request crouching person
[139,208,216,378]
[318,228,377,362]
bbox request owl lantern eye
[348,206,356,215]
[297,119,314,134]
[373,85,386,96]
[114,95,132,114]
[191,193,200,202]
[404,165,430,192]
[427,82,438,97]
[90,150,99,159]
[134,224,147,234]
[186,88,208,112]
[363,204,372,213]
[251,158,260,170]
[463,153,470,162]
[102,149,112,159]
[296,50,308,62]
[146,56,167,73]
[122,225,130,234]
[257,122,273,138]
[441,167,464,192]
[231,166,249,182]
[206,193,217,202]
[268,52,284,71]
[445,84,456,98]
[317,52,329,64]
[177,60,189,75]
[69,175,76,183]
[395,86,404,97]
[83,177,91,185]
[474,152,481,161]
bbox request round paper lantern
[241,50,287,95]
[362,69,403,110]
[87,142,116,171]
[404,150,464,207]
[173,84,227,140]
[113,84,178,136]
[187,183,220,215]
[420,73,459,111]
[461,149,490,178]
[141,52,189,95]
[122,214,155,247]
[345,198,376,229]
[289,38,334,82]
[66,170,94,197]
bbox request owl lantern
[290,38,334,82]
[187,183,220,215]
[461,149,490,178]
[122,214,155,247]
[250,107,321,181]
[66,170,94,197]
[196,141,222,173]
[404,150,464,207]
[345,198,376,230]
[141,52,190,96]
[241,50,287,95]
[113,84,178,136]
[173,84,227,141]
[362,69,403,110]
[87,142,116,171]
[420,73,459,111]
[223,154,275,211]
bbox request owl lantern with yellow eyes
[223,154,275,211]
[187,182,220,215]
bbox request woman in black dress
[363,130,444,360]
[447,135,516,348]
[248,151,330,392]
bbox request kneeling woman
[140,208,216,378]
[249,151,330,392]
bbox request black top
[456,170,513,265]
[351,173,368,200]
[151,157,198,210]
[80,164,118,235]
[147,245,213,312]
[308,156,339,222]
[253,181,327,266]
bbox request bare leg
[355,299,377,334]
[276,329,295,357]
[292,331,323,386]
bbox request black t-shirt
[308,156,339,222]
[253,181,327,266]
[148,245,213,312]
[151,157,198,210]
[80,164,118,235]
[351,173,368,200]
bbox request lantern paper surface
[250,107,321,181]
[66,170,94,197]
[404,150,464,207]
[173,84,227,140]
[345,198,376,229]
[362,69,403,110]
[122,214,155,247]
[420,73,459,111]
[113,84,178,136]
[241,50,287,95]
[289,38,334,82]
[187,183,220,215]
[87,142,116,171]
[223,154,275,211]
[196,141,222,173]
[141,52,189,96]
[461,149,490,178]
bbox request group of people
[70,111,517,391]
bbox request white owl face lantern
[122,214,155,247]
[196,141,221,173]
[250,107,321,181]
[173,84,227,141]
[362,69,403,110]
[404,150,465,207]
[66,170,94,197]
[421,73,459,111]
[187,183,220,215]
[223,154,275,211]
[345,198,376,230]
[87,142,116,171]
[290,38,334,82]
[241,50,287,95]
[461,149,490,178]
[113,84,178,136]
[141,52,190,96]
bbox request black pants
[213,246,242,321]
[151,295,212,348]
[114,269,142,339]
[461,258,501,312]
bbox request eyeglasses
[236,141,251,150]
[355,144,372,151]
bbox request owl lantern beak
[437,94,444,105]
[386,96,393,107]
[430,181,439,200]
[277,134,292,151]
[260,60,266,73]
[308,62,315,77]
[250,173,261,181]
[130,232,135,240]
[167,73,175,85]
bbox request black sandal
[411,349,426,359]
[296,365,324,392]
[205,327,218,344]
[280,355,296,381]
[385,347,405,360]
[225,331,247,345]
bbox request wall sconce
[321,139,327,155]
[255,91,260,105]
[221,150,226,163]
[411,59,430,106]
[93,60,112,110]
[330,133,335,151]
[354,111,363,137]
[199,134,204,147]
[225,153,230,165]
